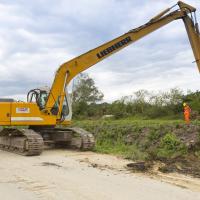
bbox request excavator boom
[44,1,200,121]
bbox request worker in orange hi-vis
[183,103,191,124]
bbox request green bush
[147,130,160,141]
[156,133,187,159]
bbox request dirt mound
[126,124,200,177]
[124,124,200,148]
[158,156,200,178]
[75,121,200,177]
[172,125,200,148]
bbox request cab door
[0,103,11,125]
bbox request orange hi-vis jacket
[184,105,191,115]
[184,105,191,124]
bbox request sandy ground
[0,149,200,200]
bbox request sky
[0,0,199,102]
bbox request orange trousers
[184,112,190,124]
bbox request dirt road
[0,149,200,200]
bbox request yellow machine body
[0,102,58,126]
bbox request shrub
[156,133,187,159]
[147,130,160,141]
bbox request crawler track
[0,127,94,156]
[38,127,95,150]
[0,128,43,156]
[66,127,95,150]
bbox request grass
[72,118,194,128]
[94,141,148,160]
[72,118,200,161]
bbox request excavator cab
[27,87,72,122]
[27,87,49,110]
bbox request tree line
[72,73,200,119]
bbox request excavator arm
[44,1,200,122]
[178,2,200,68]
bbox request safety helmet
[183,103,187,106]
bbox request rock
[126,162,151,172]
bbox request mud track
[0,149,200,200]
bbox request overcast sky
[0,0,199,102]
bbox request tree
[147,88,183,118]
[110,99,127,119]
[133,90,150,114]
[72,73,104,117]
[184,90,200,113]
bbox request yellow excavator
[0,1,199,155]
